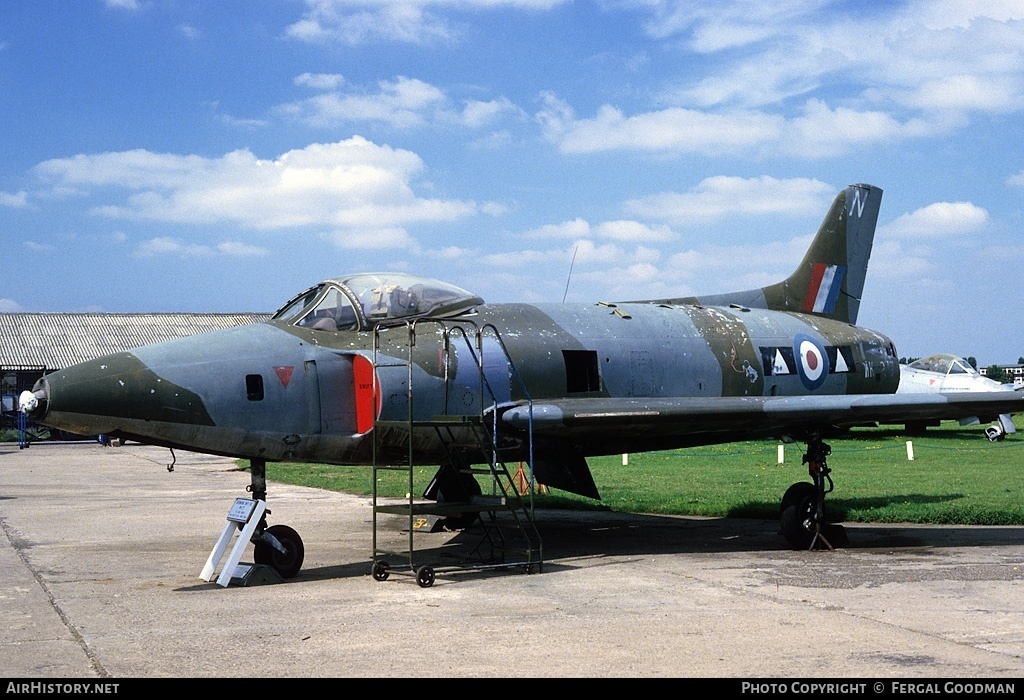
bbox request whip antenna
[562,245,579,303]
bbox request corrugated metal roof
[0,313,271,370]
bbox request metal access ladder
[369,319,541,587]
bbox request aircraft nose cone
[32,350,216,438]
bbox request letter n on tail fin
[763,183,882,325]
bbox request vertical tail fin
[633,184,883,326]
[762,183,882,324]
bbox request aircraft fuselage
[30,300,899,466]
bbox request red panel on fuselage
[353,354,380,434]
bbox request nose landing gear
[779,437,848,550]
[248,458,305,579]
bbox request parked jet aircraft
[19,183,1024,581]
[897,354,1019,440]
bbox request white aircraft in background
[897,353,1018,440]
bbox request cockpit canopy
[271,273,484,332]
[906,354,978,376]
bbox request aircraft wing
[500,391,1024,451]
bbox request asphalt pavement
[2,441,1023,679]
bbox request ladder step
[470,494,509,507]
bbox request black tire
[371,561,390,581]
[416,565,435,588]
[780,482,818,550]
[254,524,304,579]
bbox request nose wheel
[254,524,305,579]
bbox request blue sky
[2,0,1023,365]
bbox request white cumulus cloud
[0,190,29,208]
[626,176,833,225]
[34,138,479,236]
[880,201,989,239]
[537,95,783,155]
[286,0,567,45]
[279,76,446,128]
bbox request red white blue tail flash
[802,263,846,314]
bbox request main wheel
[254,524,305,579]
[780,482,818,550]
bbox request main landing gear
[247,459,305,578]
[779,437,848,551]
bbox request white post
[777,444,785,464]
[906,441,915,461]
[622,453,628,466]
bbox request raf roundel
[794,333,829,391]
